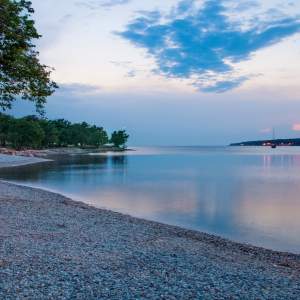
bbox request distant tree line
[0,113,129,150]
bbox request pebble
[0,181,299,299]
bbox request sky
[11,0,300,145]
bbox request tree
[110,130,129,148]
[70,123,89,147]
[8,117,44,149]
[39,119,59,147]
[0,0,57,113]
[95,126,109,146]
[68,123,109,148]
[0,112,12,146]
[87,126,109,147]
[0,112,119,150]
[51,119,72,146]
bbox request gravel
[0,180,299,299]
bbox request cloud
[231,1,260,11]
[292,123,300,131]
[118,0,300,92]
[260,128,272,134]
[126,70,136,78]
[75,0,130,9]
[110,60,143,78]
[58,83,102,96]
[99,0,130,7]
[59,14,73,23]
[200,77,249,93]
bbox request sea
[1,146,300,253]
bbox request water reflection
[1,147,300,253]
[111,155,128,166]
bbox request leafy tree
[110,130,129,148]
[51,119,72,146]
[95,126,109,146]
[0,0,57,112]
[0,112,12,146]
[39,119,59,147]
[8,117,44,149]
[70,123,88,147]
[0,113,122,150]
[87,125,109,147]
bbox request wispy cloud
[100,0,130,7]
[75,0,130,10]
[231,1,260,11]
[260,128,272,134]
[118,0,300,92]
[59,14,73,23]
[58,83,102,96]
[200,77,249,93]
[110,61,144,78]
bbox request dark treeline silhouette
[0,113,129,150]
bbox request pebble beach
[0,155,300,299]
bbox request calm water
[1,146,300,253]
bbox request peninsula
[230,138,300,147]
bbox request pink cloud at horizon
[292,124,300,131]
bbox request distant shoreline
[230,138,300,147]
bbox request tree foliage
[110,130,129,148]
[0,113,116,150]
[0,0,57,112]
[0,112,12,146]
[8,117,44,149]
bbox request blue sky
[11,0,300,145]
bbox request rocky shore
[0,179,299,299]
[0,146,129,160]
[0,153,50,168]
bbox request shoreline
[1,155,300,298]
[0,153,52,169]
[0,179,299,258]
[1,153,300,258]
[0,180,300,298]
[0,146,133,159]
[0,147,132,169]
